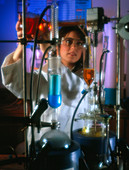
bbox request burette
[48,1,62,124]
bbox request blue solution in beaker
[48,74,62,108]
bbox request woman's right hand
[14,14,51,62]
[12,14,24,62]
[16,14,23,40]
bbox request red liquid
[26,17,39,36]
[83,68,94,86]
[26,18,50,38]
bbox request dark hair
[59,25,86,42]
[59,26,87,75]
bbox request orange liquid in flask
[83,68,94,86]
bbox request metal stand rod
[22,0,27,117]
[93,32,98,82]
[116,0,121,141]
[92,32,98,115]
[116,34,121,138]
[116,0,121,168]
[22,0,28,169]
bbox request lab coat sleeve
[1,52,24,98]
[1,52,48,100]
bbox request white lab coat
[1,52,87,144]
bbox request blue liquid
[48,94,62,108]
[48,74,62,108]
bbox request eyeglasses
[61,37,85,48]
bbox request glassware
[48,50,62,108]
[79,113,106,137]
[20,12,51,38]
[83,36,94,87]
[82,36,101,137]
[82,35,95,123]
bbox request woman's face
[60,31,84,69]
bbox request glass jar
[79,113,106,137]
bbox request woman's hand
[16,14,22,39]
[13,14,24,62]
[14,15,51,62]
